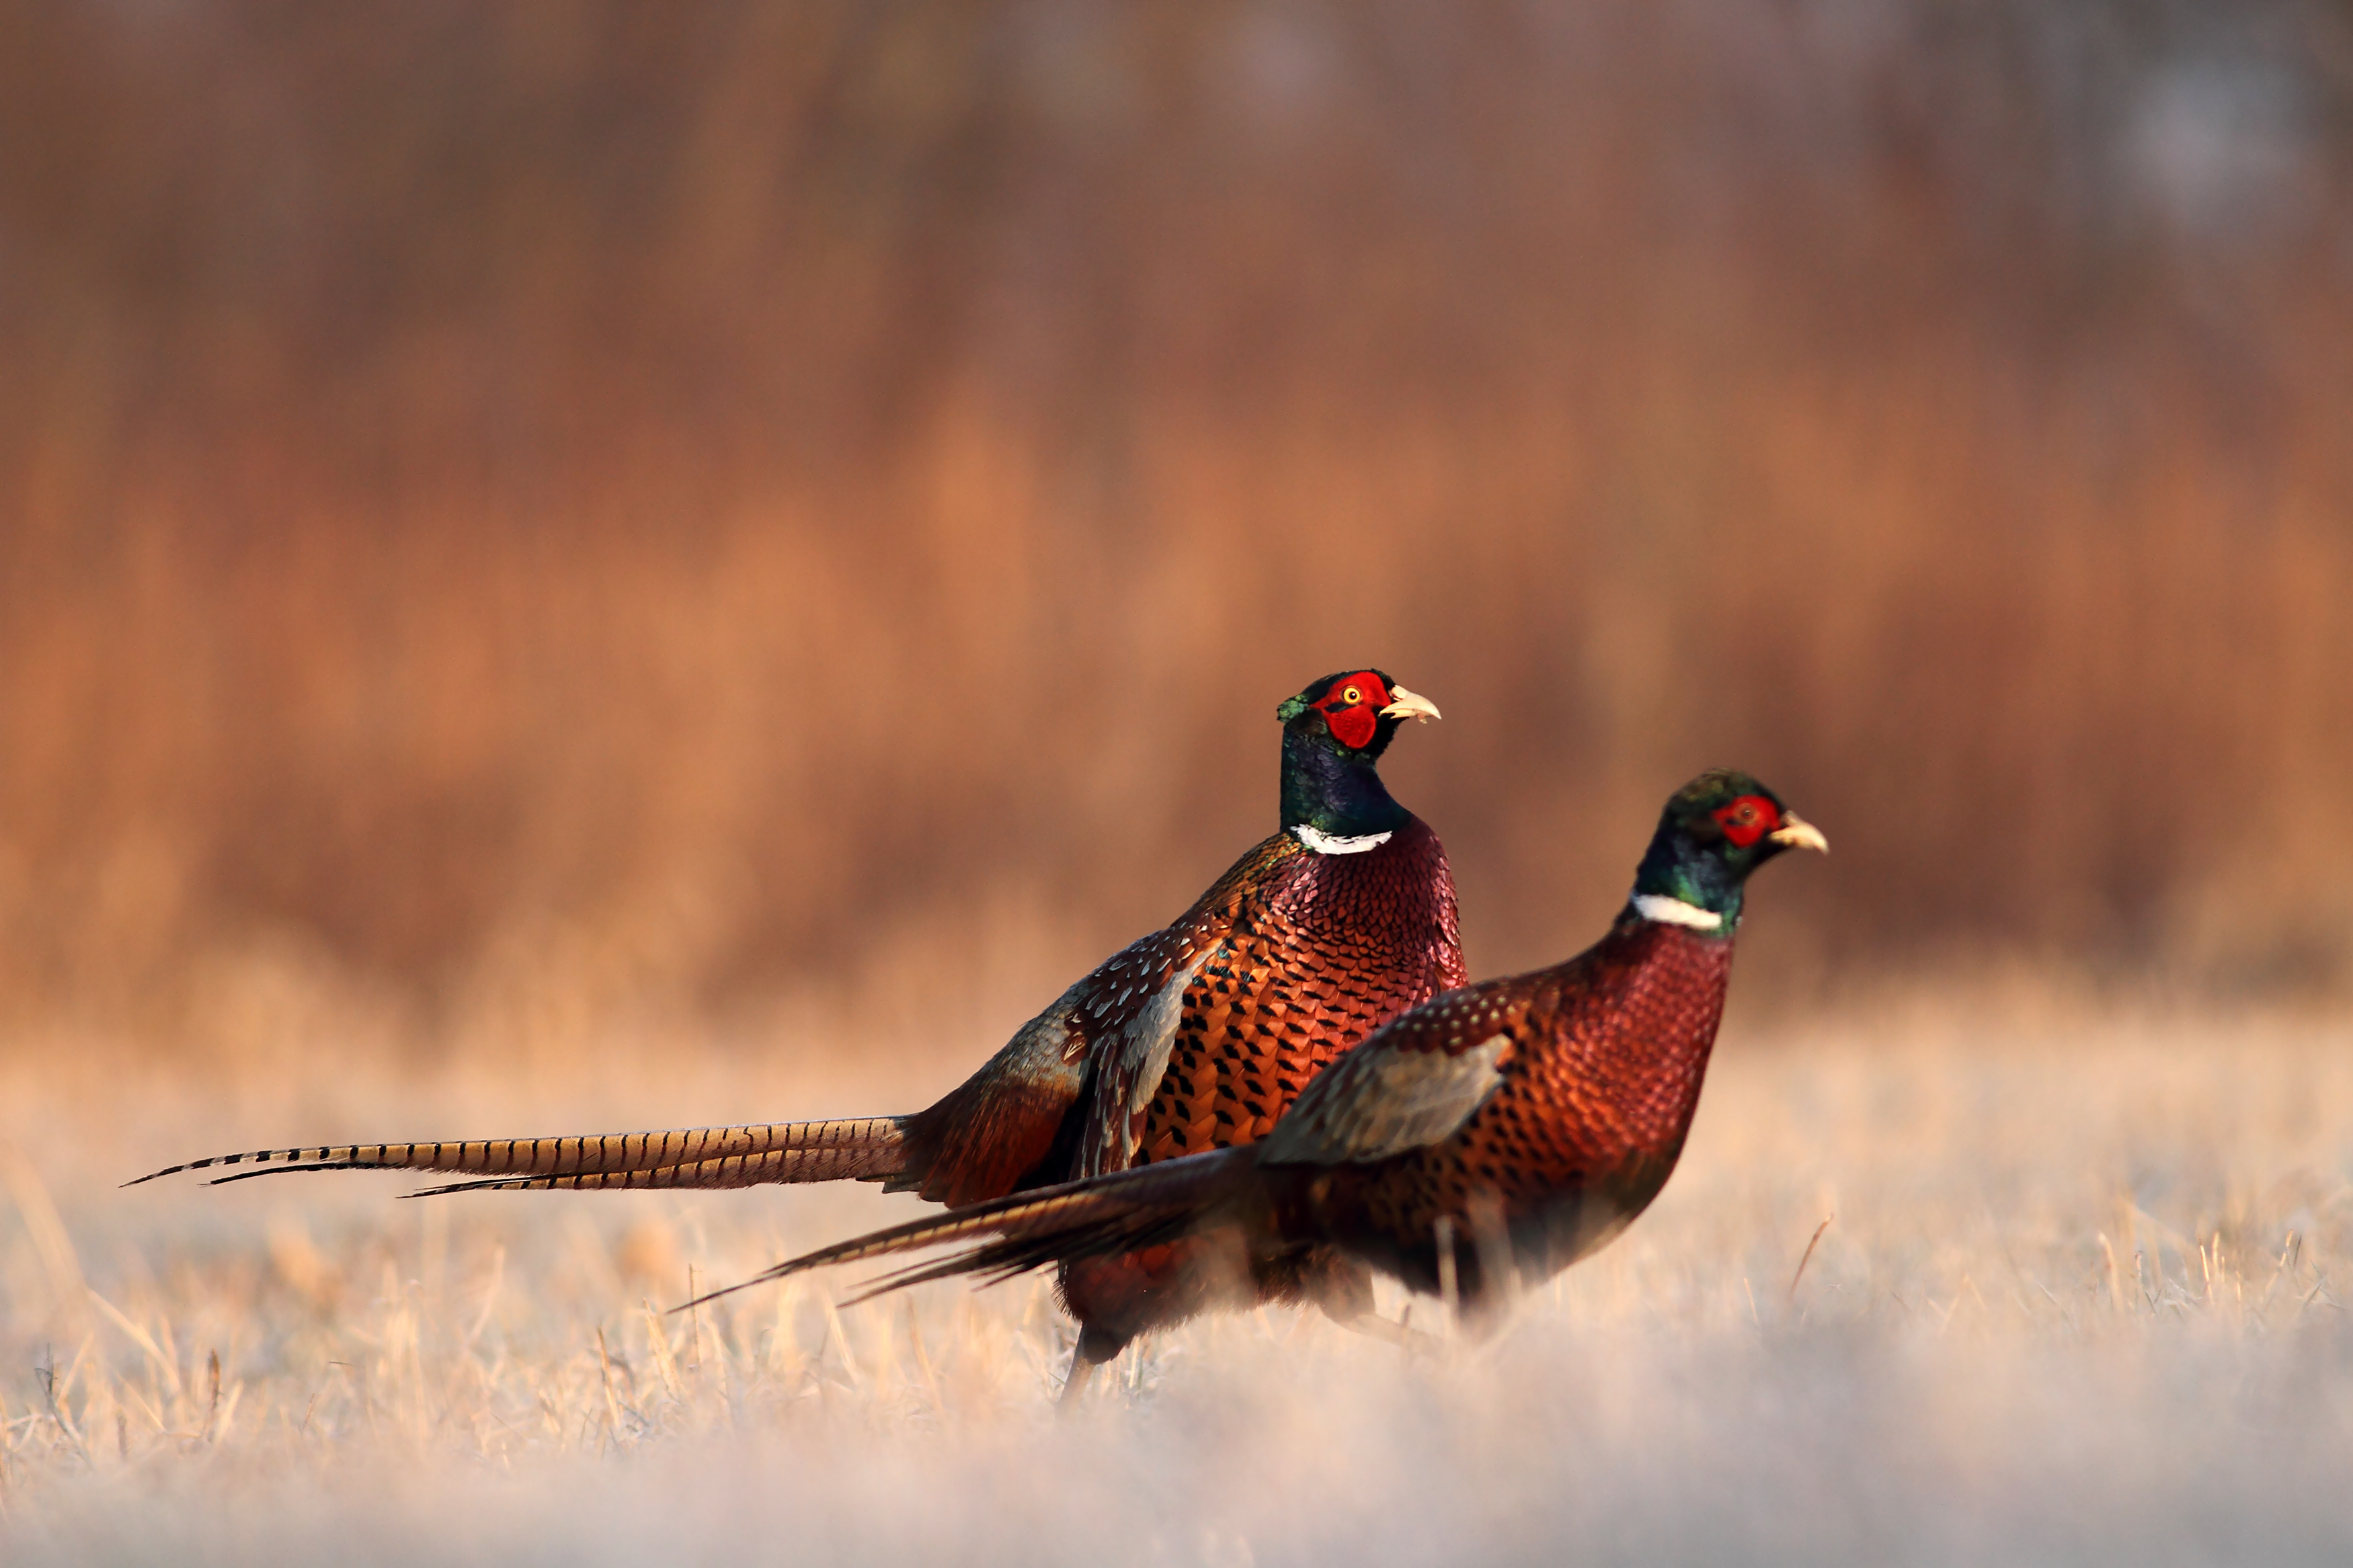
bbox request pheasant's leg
[1058,1350,1095,1407]
[1322,1302,1443,1354]
[1058,1326,1126,1409]
[1299,1251,1441,1354]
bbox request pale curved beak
[1769,813,1828,854]
[1380,685,1441,724]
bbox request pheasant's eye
[1712,794,1779,847]
[1342,686,1362,705]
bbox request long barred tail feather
[126,1118,912,1191]
[398,1137,904,1198]
[676,1145,1262,1313]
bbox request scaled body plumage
[133,669,1460,1397]
[711,771,1825,1349]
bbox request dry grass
[4,987,2350,1564]
[5,6,2352,1557]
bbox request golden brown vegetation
[5,10,2352,1551]
[2,1,2350,1063]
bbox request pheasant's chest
[1260,854,1444,948]
[1135,873,1449,1163]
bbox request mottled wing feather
[1259,985,1526,1167]
[1075,948,1211,1177]
[1260,1036,1511,1165]
[900,926,1208,1204]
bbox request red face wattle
[1312,671,1392,750]
[1712,794,1784,848]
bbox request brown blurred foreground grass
[4,989,2351,1564]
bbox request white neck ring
[1293,825,1393,856]
[1631,892,1724,931]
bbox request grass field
[6,7,2350,1562]
[3,986,2350,1565]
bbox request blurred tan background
[2,0,2350,1071]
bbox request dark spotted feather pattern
[1125,818,1465,1169]
[721,913,1742,1320]
[1053,817,1460,1354]
[690,768,1821,1378]
[1287,918,1734,1296]
[1084,819,1464,1178]
[128,824,1462,1223]
[132,667,1469,1392]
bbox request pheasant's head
[1275,669,1441,839]
[1275,670,1440,759]
[1627,770,1827,934]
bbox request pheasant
[132,669,1466,1397]
[692,770,1824,1355]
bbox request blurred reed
[1,1,2349,1060]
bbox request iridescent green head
[1628,770,1827,934]
[1275,670,1442,839]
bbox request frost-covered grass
[3,995,2351,1565]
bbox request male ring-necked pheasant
[692,770,1823,1351]
[132,670,1465,1399]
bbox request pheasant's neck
[1628,835,1748,930]
[1279,730,1407,839]
[1554,919,1737,1158]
